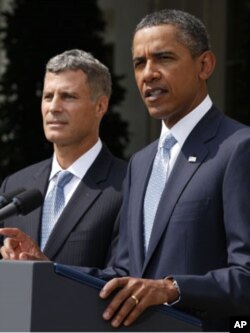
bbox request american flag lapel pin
[188,156,197,163]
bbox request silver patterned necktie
[40,170,73,251]
[143,133,177,252]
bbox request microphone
[0,188,26,208]
[0,188,43,221]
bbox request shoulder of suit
[100,144,128,170]
[130,139,158,161]
[5,158,52,179]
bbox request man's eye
[133,59,144,68]
[43,94,53,100]
[64,94,75,99]
[158,53,174,61]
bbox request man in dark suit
[1,10,250,332]
[95,9,250,331]
[0,49,127,267]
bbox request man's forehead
[44,70,86,83]
[44,69,86,78]
[133,24,178,40]
[132,25,179,55]
[43,70,87,92]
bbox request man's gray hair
[46,49,112,100]
[134,9,211,57]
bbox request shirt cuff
[164,276,181,306]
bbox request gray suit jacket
[0,145,127,267]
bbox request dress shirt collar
[49,139,102,181]
[160,95,213,148]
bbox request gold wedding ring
[131,294,139,305]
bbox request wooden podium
[0,261,202,331]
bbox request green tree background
[0,0,129,181]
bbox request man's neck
[54,138,99,169]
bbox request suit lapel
[20,160,52,244]
[43,146,113,259]
[130,142,158,272]
[142,107,223,273]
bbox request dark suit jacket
[0,145,127,267]
[98,106,250,331]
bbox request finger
[4,237,20,250]
[19,251,49,261]
[123,297,148,326]
[0,243,20,260]
[102,291,130,322]
[0,246,10,259]
[123,279,175,326]
[100,277,129,298]
[0,227,23,239]
[19,252,38,260]
[3,238,21,259]
[110,294,142,328]
[102,278,141,325]
[1,228,38,254]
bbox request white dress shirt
[45,139,102,204]
[160,95,213,174]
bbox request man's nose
[48,96,63,112]
[143,61,161,82]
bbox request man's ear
[95,95,109,118]
[198,50,216,81]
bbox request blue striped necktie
[143,134,177,252]
[40,170,73,251]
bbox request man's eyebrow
[133,51,175,62]
[153,51,176,57]
[132,56,145,63]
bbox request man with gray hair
[0,49,127,267]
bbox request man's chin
[45,134,66,146]
[147,108,167,120]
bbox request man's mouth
[46,120,68,127]
[144,88,167,99]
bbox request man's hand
[99,276,179,328]
[0,227,49,261]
